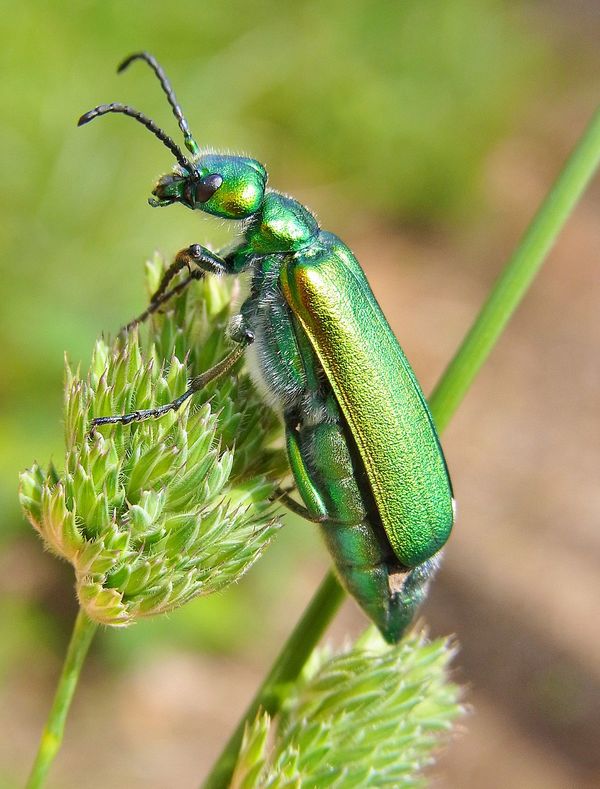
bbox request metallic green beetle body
[79,53,454,643]
[238,200,453,641]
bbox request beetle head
[152,154,267,219]
[77,52,267,220]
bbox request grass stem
[430,106,600,430]
[26,611,98,789]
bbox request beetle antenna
[77,103,195,173]
[118,52,200,157]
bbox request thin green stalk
[203,105,600,789]
[203,572,344,789]
[430,106,600,431]
[26,611,98,789]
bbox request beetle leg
[119,269,202,333]
[120,243,235,333]
[271,486,315,520]
[271,486,354,525]
[89,334,252,435]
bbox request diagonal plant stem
[429,106,600,431]
[204,572,345,789]
[203,105,600,789]
[26,611,98,789]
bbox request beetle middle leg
[90,328,253,434]
[120,243,237,333]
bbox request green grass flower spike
[232,630,462,788]
[19,255,287,625]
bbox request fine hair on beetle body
[78,51,455,644]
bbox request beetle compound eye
[195,174,223,203]
[183,181,196,205]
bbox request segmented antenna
[118,52,200,156]
[77,103,194,172]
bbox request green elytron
[79,53,455,643]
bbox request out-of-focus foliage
[0,0,549,656]
[254,0,545,221]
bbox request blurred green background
[1,1,599,787]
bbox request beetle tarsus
[89,339,249,433]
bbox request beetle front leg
[120,243,235,333]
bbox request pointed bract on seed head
[232,631,464,788]
[19,254,287,625]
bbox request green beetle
[79,53,455,643]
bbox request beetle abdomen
[285,405,436,644]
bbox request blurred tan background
[0,1,598,787]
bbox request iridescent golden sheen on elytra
[281,236,454,567]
